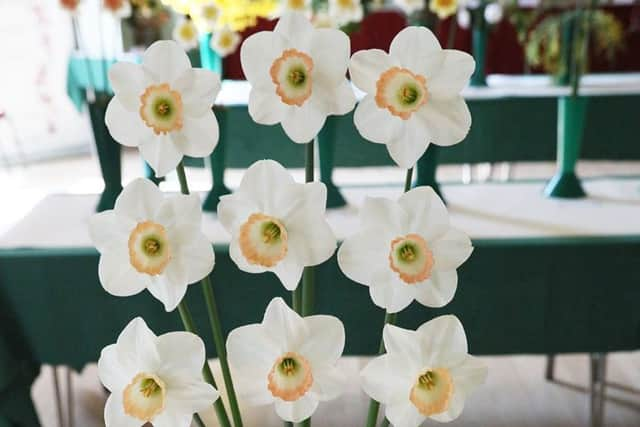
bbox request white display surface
[2,178,639,249]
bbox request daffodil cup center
[239,213,288,267]
[203,5,219,20]
[123,372,167,422]
[268,352,314,401]
[409,368,454,416]
[375,67,428,120]
[128,221,172,275]
[288,0,306,8]
[270,49,314,106]
[139,83,184,135]
[389,234,434,284]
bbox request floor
[34,353,640,427]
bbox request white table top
[216,73,640,106]
[2,178,639,250]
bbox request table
[1,177,640,425]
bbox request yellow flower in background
[429,0,458,19]
[164,0,278,32]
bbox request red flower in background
[60,0,80,11]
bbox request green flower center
[417,370,438,390]
[139,377,162,398]
[154,98,173,118]
[397,242,418,263]
[143,237,162,256]
[288,67,307,87]
[278,357,298,376]
[262,221,282,243]
[398,84,420,106]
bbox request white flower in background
[329,0,364,26]
[338,187,472,313]
[240,12,356,143]
[457,7,471,29]
[227,297,346,423]
[210,26,242,57]
[484,2,503,24]
[104,0,132,18]
[196,1,221,32]
[361,316,487,427]
[274,0,313,18]
[105,40,220,177]
[173,17,200,50]
[461,0,481,8]
[312,9,336,28]
[429,0,458,19]
[392,0,426,15]
[89,179,215,311]
[218,160,336,290]
[349,26,475,168]
[99,317,219,427]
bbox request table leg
[318,118,347,208]
[88,97,122,212]
[545,354,555,381]
[470,8,488,87]
[544,96,587,198]
[66,368,73,427]
[415,145,443,202]
[590,353,607,427]
[203,107,231,212]
[52,367,64,427]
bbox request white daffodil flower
[99,317,219,427]
[457,7,471,29]
[274,0,313,18]
[210,26,241,58]
[105,40,220,177]
[104,0,132,18]
[196,1,221,32]
[349,26,475,168]
[240,12,356,143]
[361,316,487,427]
[328,0,364,26]
[173,17,200,50]
[218,160,336,290]
[227,297,346,423]
[338,187,472,313]
[392,0,426,15]
[89,178,215,311]
[484,2,504,24]
[429,0,458,19]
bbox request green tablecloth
[1,233,639,425]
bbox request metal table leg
[590,353,607,427]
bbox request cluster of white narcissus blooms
[93,11,486,427]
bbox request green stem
[178,302,232,427]
[284,422,294,427]
[379,417,390,427]
[176,162,244,427]
[365,168,413,427]
[194,414,206,427]
[299,419,311,427]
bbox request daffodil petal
[248,86,287,125]
[415,315,468,368]
[104,393,140,427]
[281,102,327,143]
[241,31,286,86]
[155,332,207,382]
[142,40,192,84]
[382,324,422,369]
[360,354,413,406]
[105,98,149,147]
[398,186,449,241]
[310,365,346,401]
[139,134,184,178]
[116,317,161,374]
[173,112,219,158]
[229,236,268,274]
[337,230,388,285]
[353,95,403,145]
[386,117,431,169]
[274,11,314,51]
[310,28,350,86]
[311,79,356,117]
[428,50,475,99]
[262,297,308,351]
[385,399,425,427]
[98,249,149,297]
[299,315,345,367]
[163,381,219,416]
[413,270,458,308]
[359,196,406,235]
[114,178,163,223]
[179,233,214,284]
[418,96,471,147]
[349,49,398,94]
[449,355,488,396]
[370,268,415,313]
[89,211,127,253]
[272,254,305,291]
[431,228,473,271]
[274,393,319,423]
[173,68,221,117]
[98,344,128,392]
[389,26,443,77]
[108,62,147,111]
